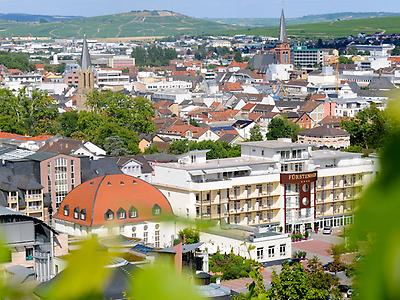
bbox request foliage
[0,88,59,135]
[392,46,400,56]
[131,46,177,67]
[103,136,130,156]
[130,258,203,300]
[234,51,243,62]
[169,140,241,159]
[340,104,389,150]
[233,267,267,300]
[293,250,307,259]
[266,262,340,300]
[338,56,353,64]
[189,118,200,127]
[329,254,345,274]
[178,228,200,244]
[266,117,300,141]
[209,252,259,280]
[249,125,263,141]
[0,51,32,71]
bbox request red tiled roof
[55,174,173,227]
[241,103,257,111]
[0,132,53,142]
[166,124,209,138]
[229,61,248,69]
[220,82,243,92]
[208,109,239,122]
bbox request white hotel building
[152,140,376,233]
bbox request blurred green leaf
[130,258,204,300]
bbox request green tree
[340,104,388,150]
[338,56,353,64]
[266,117,300,141]
[177,228,200,244]
[234,51,243,62]
[169,140,241,159]
[58,111,79,137]
[0,51,32,71]
[103,136,130,156]
[391,45,400,56]
[249,125,263,141]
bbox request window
[257,247,264,260]
[25,248,33,261]
[155,230,160,248]
[256,184,262,194]
[63,205,70,216]
[73,207,79,219]
[280,244,286,256]
[117,208,126,219]
[80,209,86,220]
[105,209,114,221]
[281,164,289,172]
[268,246,275,258]
[129,207,138,218]
[143,231,148,244]
[152,204,161,216]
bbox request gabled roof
[299,101,322,113]
[368,76,395,90]
[299,125,350,138]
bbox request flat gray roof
[158,156,275,171]
[311,150,362,160]
[239,140,306,150]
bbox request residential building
[200,225,291,264]
[298,125,351,149]
[108,55,135,69]
[55,174,178,248]
[152,140,376,233]
[95,69,130,88]
[292,46,325,69]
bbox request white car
[323,227,332,235]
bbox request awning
[189,170,204,176]
[236,166,251,172]
[203,169,221,175]
[221,167,238,173]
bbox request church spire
[80,35,91,71]
[279,9,287,43]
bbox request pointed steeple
[80,35,91,71]
[279,9,287,43]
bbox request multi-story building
[108,55,135,69]
[292,46,326,69]
[152,140,376,233]
[95,69,130,88]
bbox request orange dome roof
[55,174,173,227]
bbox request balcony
[27,206,42,211]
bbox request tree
[103,136,130,156]
[58,111,79,137]
[169,140,241,159]
[339,56,353,64]
[0,88,59,135]
[266,262,339,300]
[266,117,300,141]
[0,51,32,71]
[340,104,388,150]
[178,228,199,244]
[392,45,400,56]
[234,51,243,62]
[249,125,263,141]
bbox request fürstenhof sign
[280,171,317,184]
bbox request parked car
[283,258,301,266]
[323,226,332,234]
[323,262,332,271]
[338,284,350,293]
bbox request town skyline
[0,0,399,18]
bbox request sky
[0,0,399,18]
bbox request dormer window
[73,207,79,219]
[152,204,161,216]
[80,209,86,220]
[64,205,70,216]
[129,207,138,218]
[117,208,126,219]
[105,209,114,221]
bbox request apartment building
[292,46,325,69]
[95,69,130,88]
[152,140,376,233]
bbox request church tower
[274,9,291,65]
[76,35,94,111]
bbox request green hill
[0,10,237,38]
[213,12,400,27]
[230,16,400,38]
[0,10,399,39]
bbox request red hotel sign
[280,171,317,209]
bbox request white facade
[55,219,178,249]
[152,140,376,234]
[266,64,294,81]
[96,69,130,87]
[145,80,192,92]
[200,228,291,264]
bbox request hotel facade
[152,140,376,233]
